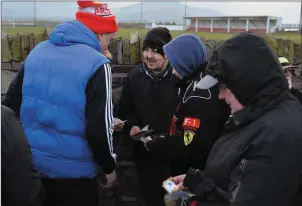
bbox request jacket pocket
[228,159,248,203]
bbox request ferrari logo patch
[184,130,195,146]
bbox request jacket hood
[206,32,288,106]
[163,34,207,78]
[49,20,101,52]
[206,32,289,130]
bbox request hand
[141,136,152,144]
[172,174,186,188]
[144,133,167,152]
[142,136,152,150]
[112,118,125,131]
[103,170,117,188]
[130,126,141,136]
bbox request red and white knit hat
[76,0,118,34]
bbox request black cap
[143,27,172,57]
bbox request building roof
[183,15,281,20]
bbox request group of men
[1,1,302,206]
[118,27,230,205]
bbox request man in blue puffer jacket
[2,1,119,205]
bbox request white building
[145,22,184,31]
[184,16,282,34]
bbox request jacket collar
[139,63,172,81]
[224,90,290,133]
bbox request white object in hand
[141,125,149,132]
[162,178,179,195]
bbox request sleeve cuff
[102,155,116,174]
[183,168,215,199]
[183,168,204,191]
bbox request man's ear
[96,33,103,41]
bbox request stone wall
[2,28,302,72]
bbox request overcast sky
[2,1,301,24]
[108,1,301,23]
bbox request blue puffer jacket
[20,20,110,178]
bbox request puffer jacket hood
[49,20,101,52]
[206,32,289,106]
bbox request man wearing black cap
[118,27,179,206]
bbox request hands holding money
[130,126,141,136]
[129,125,166,154]
[112,118,126,131]
[172,174,186,189]
[163,174,197,203]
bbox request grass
[2,26,301,43]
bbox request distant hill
[1,2,224,24]
[114,2,224,24]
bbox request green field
[2,26,301,43]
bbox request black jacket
[146,76,229,176]
[117,63,180,206]
[118,63,179,161]
[118,63,179,133]
[1,105,44,206]
[184,33,302,206]
[291,87,302,104]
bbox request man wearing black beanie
[143,27,173,59]
[118,27,179,206]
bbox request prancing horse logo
[184,130,194,146]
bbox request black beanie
[143,27,172,57]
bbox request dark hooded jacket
[290,87,302,104]
[145,73,229,176]
[183,33,302,206]
[1,105,44,206]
